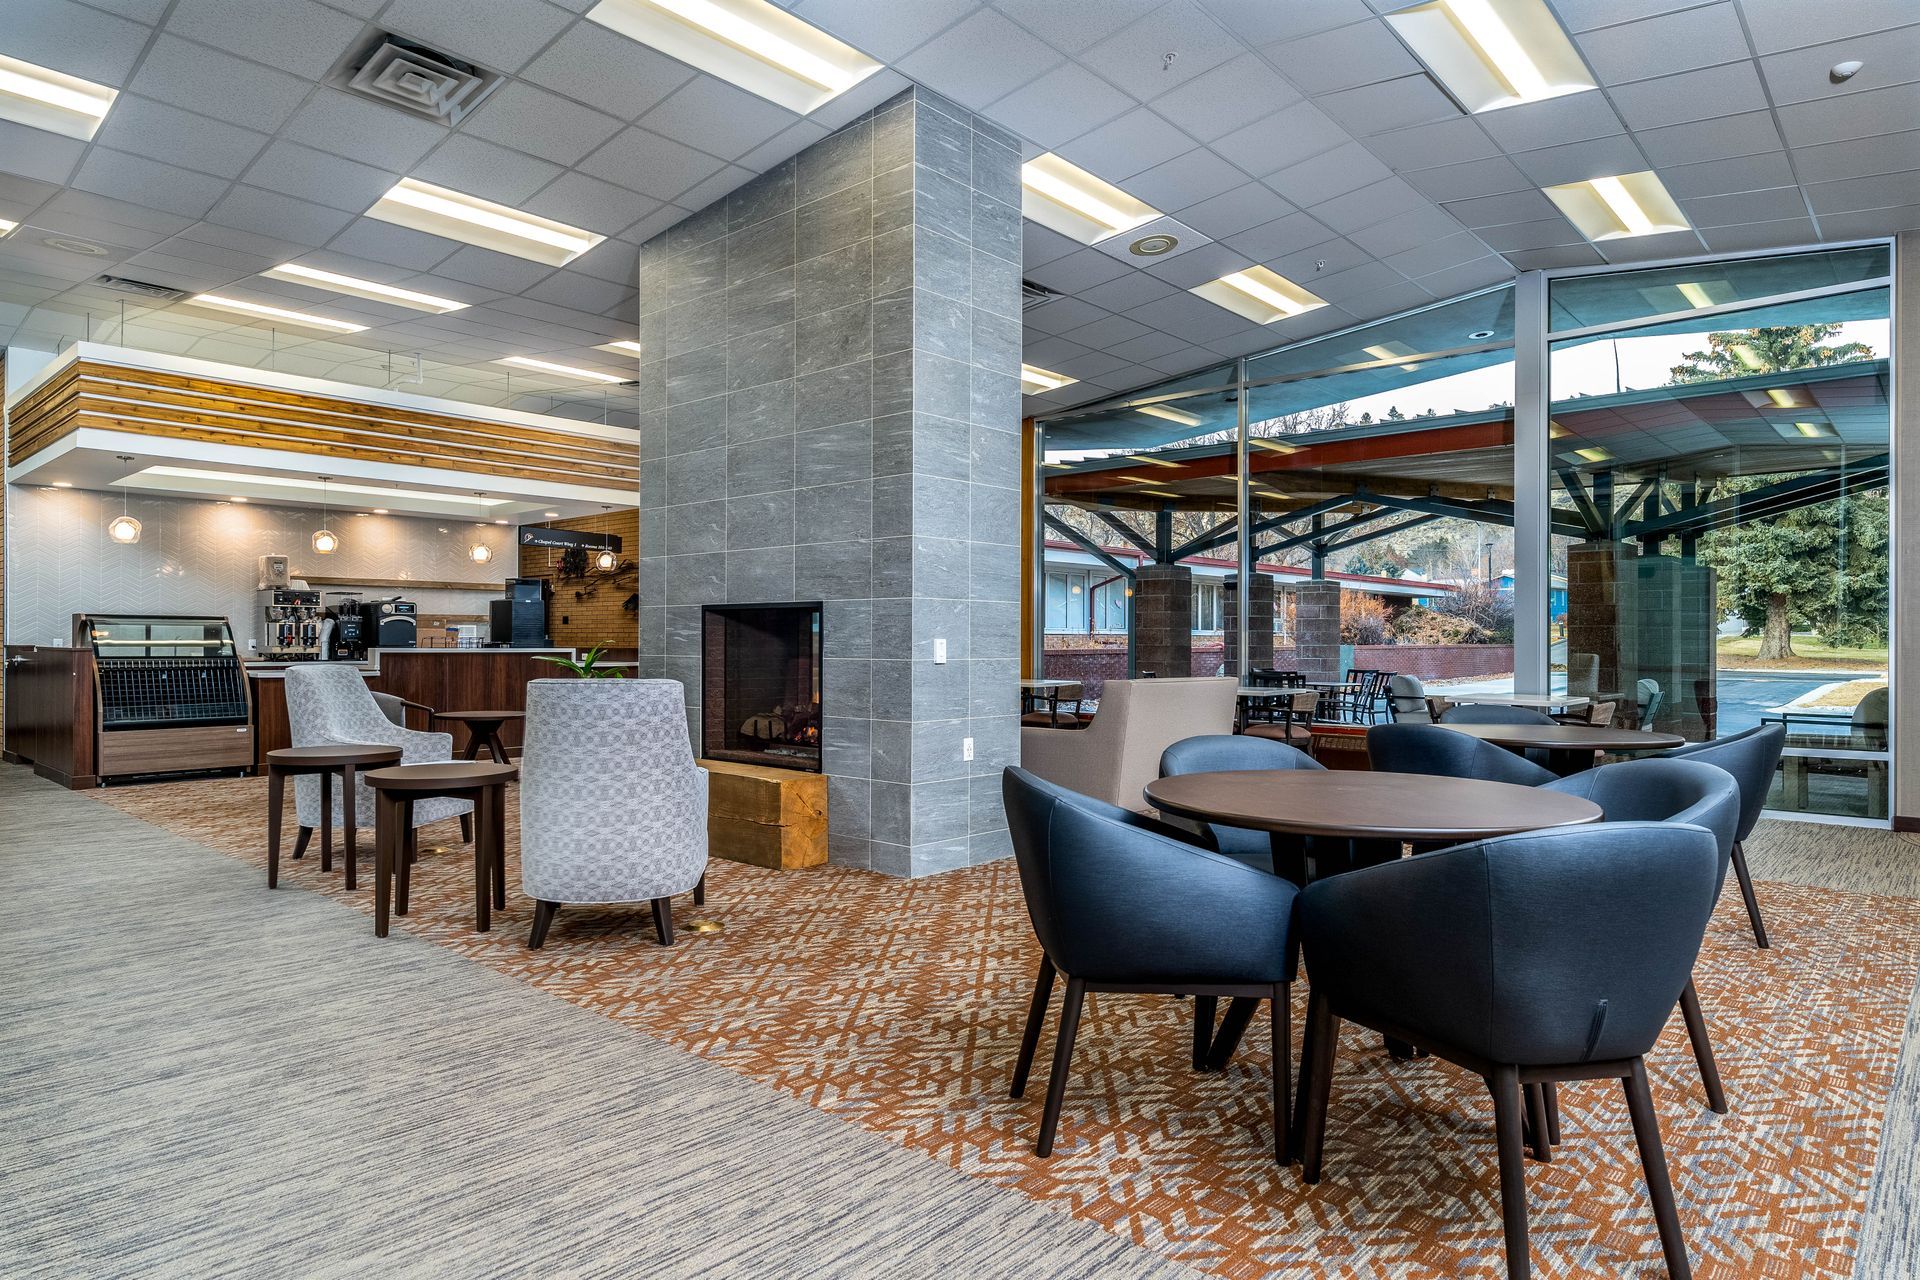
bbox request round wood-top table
[432,709,524,764]
[264,743,403,892]
[1435,722,1685,776]
[365,761,518,938]
[1143,769,1603,844]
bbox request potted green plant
[535,645,625,679]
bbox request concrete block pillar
[1565,540,1634,704]
[1132,564,1191,678]
[1223,572,1274,676]
[1291,580,1343,681]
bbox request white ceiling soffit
[0,0,1911,422]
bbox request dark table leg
[266,766,284,888]
[319,770,334,873]
[485,729,509,765]
[341,764,359,892]
[461,726,484,760]
[490,783,507,909]
[374,791,395,938]
[396,799,415,917]
[472,786,491,932]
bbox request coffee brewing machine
[258,587,323,660]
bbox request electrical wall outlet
[933,638,948,663]
[962,736,974,761]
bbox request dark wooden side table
[366,761,517,938]
[432,710,525,765]
[265,744,403,891]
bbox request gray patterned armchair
[284,663,472,841]
[519,679,709,949]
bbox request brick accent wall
[516,508,639,650]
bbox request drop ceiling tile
[88,96,269,182]
[896,10,1066,112]
[1791,131,1920,184]
[1142,239,1260,288]
[1266,143,1394,208]
[1402,156,1533,203]
[411,136,566,204]
[1057,108,1197,182]
[1265,235,1369,280]
[1813,204,1920,237]
[166,0,367,78]
[1758,26,1920,107]
[1696,216,1821,250]
[1332,278,1435,320]
[520,21,694,120]
[1658,150,1799,199]
[1349,204,1468,258]
[1309,176,1428,232]
[48,190,198,236]
[1573,3,1749,84]
[1023,223,1083,268]
[1025,247,1136,294]
[378,0,575,72]
[1633,111,1784,167]
[1609,62,1770,131]
[79,0,170,20]
[580,127,729,203]
[1221,211,1336,261]
[990,0,1162,57]
[5,0,156,83]
[1805,169,1920,215]
[323,216,463,270]
[523,269,633,315]
[1104,329,1190,362]
[1508,135,1651,188]
[1212,102,1350,179]
[1124,289,1251,342]
[1440,189,1562,229]
[1022,331,1094,362]
[1503,245,1605,269]
[802,67,914,134]
[1060,313,1155,349]
[243,140,397,214]
[1079,1,1243,95]
[279,90,450,172]
[1264,20,1421,94]
[1739,0,1913,55]
[1592,229,1706,262]
[1150,55,1300,143]
[986,63,1136,150]
[672,164,752,214]
[1315,75,1459,137]
[637,78,801,163]
[1475,93,1625,152]
[1475,218,1585,252]
[125,35,314,131]
[523,171,661,236]
[205,186,356,247]
[1551,0,1712,30]
[72,149,231,220]
[738,120,833,173]
[463,82,625,167]
[1074,272,1182,313]
[1025,298,1109,336]
[1410,256,1512,296]
[1123,150,1251,211]
[795,0,982,62]
[1176,183,1295,239]
[1365,117,1503,170]
[1383,230,1494,277]
[1203,0,1373,43]
[1776,81,1920,148]
[0,121,86,186]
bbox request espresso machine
[322,594,368,661]
[258,588,322,660]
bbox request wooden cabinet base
[699,758,827,869]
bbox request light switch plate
[933,638,948,663]
[962,736,974,761]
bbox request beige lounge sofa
[1018,677,1240,812]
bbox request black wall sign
[519,526,622,552]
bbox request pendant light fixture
[469,492,494,564]
[594,504,617,571]
[311,475,339,554]
[106,454,141,544]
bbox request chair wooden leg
[528,900,559,949]
[1207,996,1260,1070]
[1677,978,1729,1114]
[1010,956,1055,1099]
[396,803,415,916]
[1624,1057,1693,1279]
[1544,1082,1561,1145]
[319,771,333,872]
[489,785,506,909]
[1297,990,1338,1181]
[1192,995,1218,1071]
[1525,1083,1552,1163]
[291,826,312,860]
[341,764,359,891]
[471,788,491,933]
[1270,983,1291,1167]
[1729,841,1770,949]
[693,873,706,907]
[651,897,675,946]
[1035,976,1086,1158]
[459,811,474,844]
[1489,1064,1532,1280]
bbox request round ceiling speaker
[1468,329,1496,340]
[43,236,108,255]
[1129,233,1179,257]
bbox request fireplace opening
[701,601,824,773]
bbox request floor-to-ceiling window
[1544,245,1893,820]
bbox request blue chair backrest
[1539,757,1739,883]
[1366,722,1554,786]
[1657,724,1785,842]
[1439,704,1557,725]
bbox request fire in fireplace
[700,601,824,772]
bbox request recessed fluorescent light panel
[368,178,605,266]
[1022,153,1161,245]
[1136,404,1203,427]
[0,218,16,235]
[1385,0,1596,114]
[186,294,368,333]
[0,52,118,140]
[1020,364,1077,395]
[597,340,646,356]
[1192,267,1328,325]
[585,0,882,114]
[263,263,467,313]
[1543,171,1690,241]
[495,356,628,384]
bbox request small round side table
[265,744,403,891]
[365,761,517,938]
[432,710,525,765]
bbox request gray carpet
[0,766,1197,1280]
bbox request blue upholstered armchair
[1655,724,1786,947]
[1297,822,1719,1280]
[1002,767,1298,1165]
[1158,734,1324,875]
[1365,722,1555,786]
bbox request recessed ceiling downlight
[42,235,107,255]
[1130,233,1180,257]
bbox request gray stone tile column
[634,87,1022,877]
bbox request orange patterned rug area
[98,776,1920,1279]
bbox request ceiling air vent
[96,275,186,300]
[336,33,502,126]
[1022,279,1061,311]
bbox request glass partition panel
[1547,245,1890,333]
[1547,275,1891,820]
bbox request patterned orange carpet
[98,776,1920,1279]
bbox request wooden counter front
[3,645,97,788]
